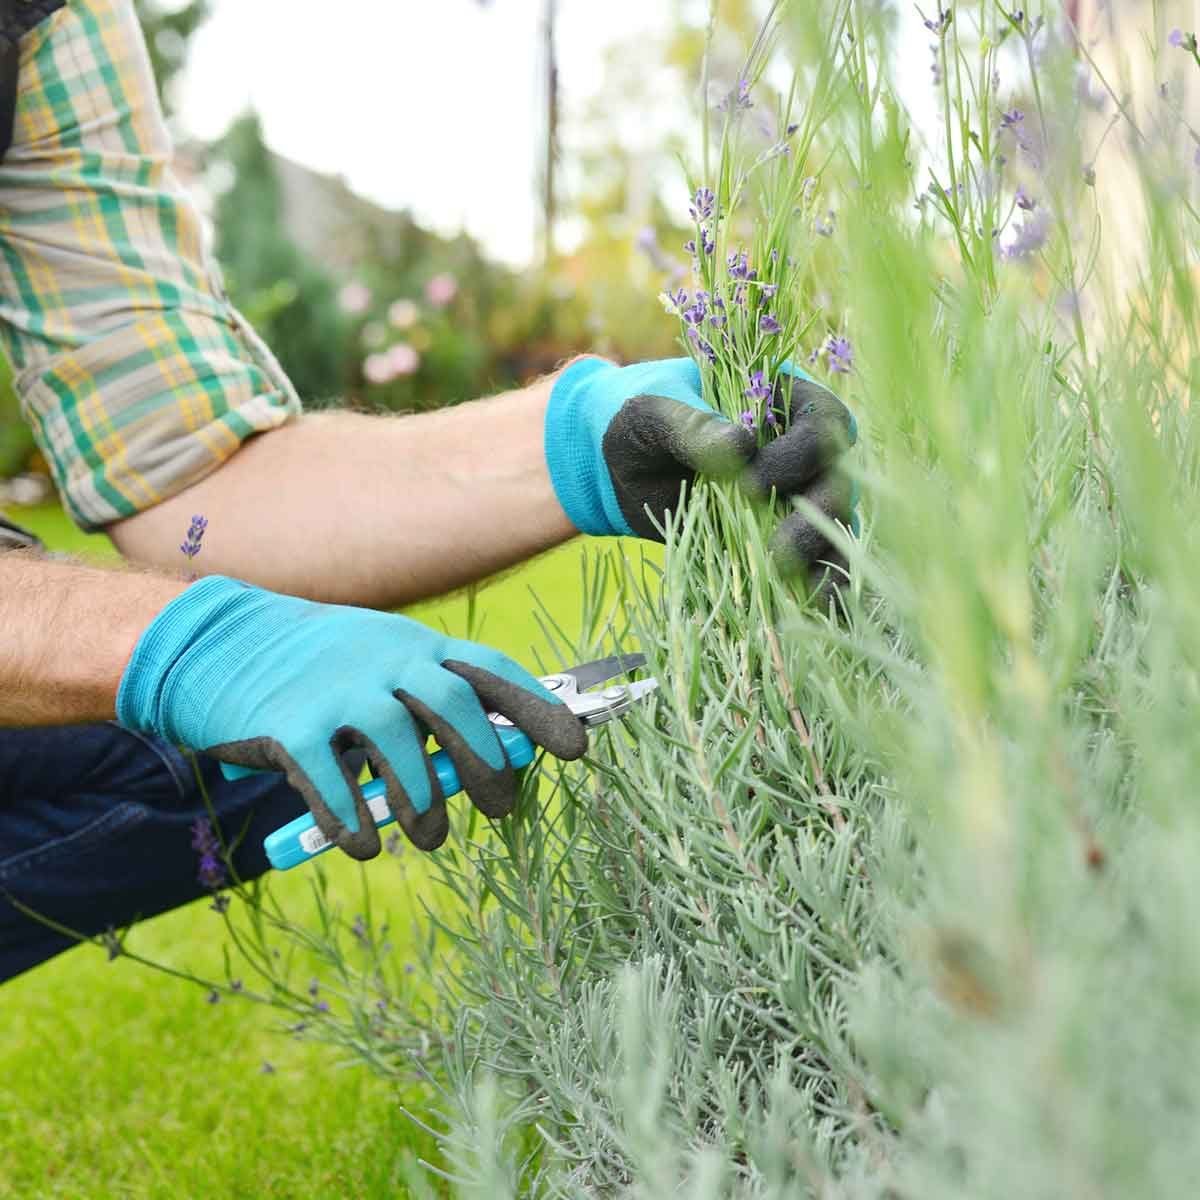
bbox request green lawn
[0,504,612,1199]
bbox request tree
[213,113,348,404]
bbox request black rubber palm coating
[442,662,589,763]
[768,471,855,577]
[206,734,383,861]
[338,727,449,852]
[746,378,856,500]
[393,688,518,821]
[602,393,757,540]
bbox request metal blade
[560,652,647,693]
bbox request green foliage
[0,356,33,480]
[214,113,350,405]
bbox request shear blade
[562,653,647,692]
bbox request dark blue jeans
[0,722,308,983]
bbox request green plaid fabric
[0,0,301,530]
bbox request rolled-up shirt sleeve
[0,0,301,531]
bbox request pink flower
[339,282,372,315]
[363,353,394,385]
[425,273,458,308]
[388,299,419,330]
[387,343,421,376]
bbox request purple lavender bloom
[761,284,778,299]
[924,9,951,34]
[683,293,708,325]
[1169,28,1185,47]
[709,312,727,329]
[315,1000,331,1014]
[718,78,753,113]
[759,313,782,335]
[744,370,772,402]
[690,187,716,222]
[727,249,751,280]
[683,238,697,256]
[308,977,320,998]
[351,914,367,943]
[190,817,226,891]
[786,122,800,135]
[826,335,854,374]
[1015,185,1037,211]
[1082,162,1096,186]
[687,327,718,364]
[661,288,689,315]
[179,514,208,560]
[732,284,747,309]
[739,410,757,430]
[635,226,658,253]
[1003,208,1051,260]
[1000,108,1024,130]
[700,227,715,257]
[206,989,220,1005]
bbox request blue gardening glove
[116,577,587,860]
[545,356,858,585]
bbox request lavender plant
[360,2,1200,1194]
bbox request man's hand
[543,357,857,581]
[116,577,587,860]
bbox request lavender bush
[372,2,1200,1194]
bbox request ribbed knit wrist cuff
[115,575,253,739]
[544,358,629,537]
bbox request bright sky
[176,1,675,266]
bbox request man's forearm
[0,554,186,726]
[108,374,580,609]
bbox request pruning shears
[263,654,658,871]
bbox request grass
[0,501,603,1199]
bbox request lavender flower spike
[180,514,208,560]
[739,410,757,430]
[690,187,716,223]
[687,326,718,365]
[744,370,772,402]
[826,335,855,374]
[759,313,782,335]
[190,817,226,891]
[718,78,754,113]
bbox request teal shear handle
[263,724,535,871]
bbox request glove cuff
[116,575,260,742]
[544,358,632,537]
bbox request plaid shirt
[0,0,301,532]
